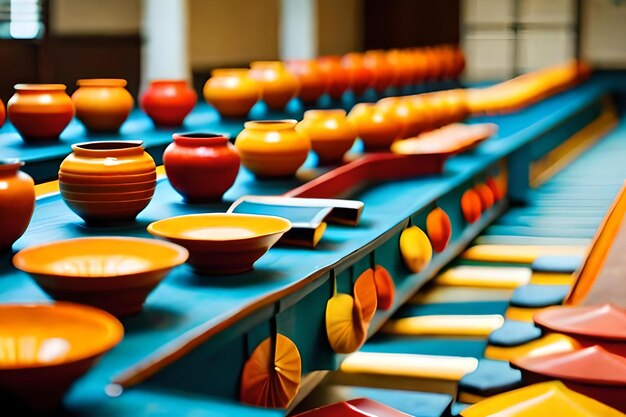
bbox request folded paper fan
[354,268,378,324]
[400,226,433,273]
[326,290,367,354]
[426,207,452,253]
[240,333,302,408]
[374,265,395,310]
[461,381,624,417]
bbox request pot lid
[461,381,624,417]
[534,304,626,341]
[512,345,626,386]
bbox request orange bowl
[58,170,157,185]
[63,197,153,225]
[147,213,291,275]
[59,179,156,193]
[0,302,123,410]
[13,237,188,316]
[60,188,155,202]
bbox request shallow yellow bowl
[0,302,123,410]
[147,213,291,274]
[13,237,189,316]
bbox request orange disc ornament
[373,265,395,310]
[240,333,302,409]
[353,268,378,324]
[475,183,495,211]
[426,207,452,253]
[461,189,482,223]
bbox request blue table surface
[0,73,622,416]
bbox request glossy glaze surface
[72,79,134,132]
[249,61,299,110]
[203,69,260,118]
[296,109,357,164]
[0,160,35,251]
[7,84,75,142]
[140,80,197,127]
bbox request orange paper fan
[354,268,378,324]
[374,265,395,310]
[240,333,302,409]
[326,283,367,354]
[399,226,433,273]
[426,207,452,253]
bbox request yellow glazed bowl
[13,237,189,316]
[0,302,123,410]
[148,213,291,275]
[235,119,310,178]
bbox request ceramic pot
[72,79,134,132]
[140,80,197,127]
[286,60,327,104]
[423,47,443,81]
[7,84,75,142]
[377,97,424,139]
[452,46,466,79]
[203,69,260,118]
[408,49,429,85]
[317,56,351,100]
[249,61,299,111]
[235,120,310,178]
[0,98,5,128]
[296,109,356,165]
[164,133,240,202]
[0,160,35,251]
[363,50,396,93]
[59,141,156,225]
[387,50,413,88]
[347,103,402,152]
[341,53,373,96]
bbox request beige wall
[582,0,626,68]
[317,0,363,56]
[189,0,280,69]
[50,0,141,35]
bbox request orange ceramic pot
[72,79,134,132]
[0,160,35,251]
[341,53,373,96]
[235,120,310,178]
[423,47,444,81]
[363,50,396,93]
[452,46,466,79]
[347,103,402,152]
[0,98,5,128]
[376,97,424,139]
[140,80,197,127]
[317,56,351,100]
[296,109,357,165]
[164,133,240,202]
[203,69,261,118]
[409,49,429,85]
[286,60,327,104]
[387,50,413,88]
[407,95,435,132]
[249,61,299,110]
[59,141,156,225]
[7,84,74,142]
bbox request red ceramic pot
[0,160,35,251]
[140,80,197,127]
[286,60,328,104]
[163,133,240,202]
[7,84,75,142]
[0,98,5,128]
[341,53,373,96]
[317,56,351,100]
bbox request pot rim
[149,79,189,86]
[14,84,67,92]
[0,158,24,173]
[172,132,229,146]
[71,140,145,157]
[303,109,346,119]
[76,79,128,88]
[243,120,298,131]
[211,68,250,77]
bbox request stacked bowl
[58,141,156,225]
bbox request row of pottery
[2,79,197,142]
[203,44,466,117]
